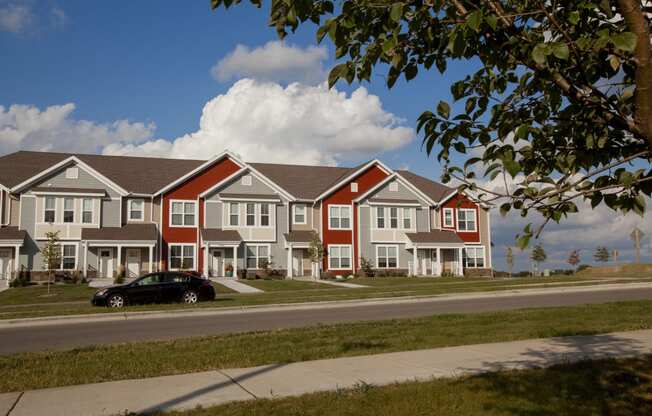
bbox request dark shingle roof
[201,229,242,242]
[284,230,316,243]
[0,226,26,242]
[405,230,464,244]
[219,193,280,201]
[81,224,157,241]
[398,170,454,202]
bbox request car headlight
[96,289,108,296]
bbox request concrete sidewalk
[2,329,650,416]
[210,278,264,293]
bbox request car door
[159,273,187,303]
[126,273,163,304]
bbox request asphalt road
[1,286,651,354]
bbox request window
[458,209,477,231]
[63,198,74,223]
[389,207,398,229]
[463,246,485,268]
[60,244,76,270]
[170,201,195,226]
[328,245,351,269]
[229,202,239,226]
[241,175,252,186]
[246,203,256,226]
[293,204,306,224]
[377,245,398,268]
[65,167,78,179]
[376,207,385,229]
[389,182,398,192]
[246,245,269,269]
[329,205,351,229]
[128,199,144,221]
[443,208,454,227]
[350,182,358,192]
[403,208,412,229]
[82,198,93,224]
[44,197,55,223]
[260,203,270,226]
[170,245,195,270]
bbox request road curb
[2,281,652,329]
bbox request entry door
[211,249,224,277]
[126,249,141,277]
[0,249,11,280]
[292,250,303,277]
[431,250,440,276]
[99,249,114,278]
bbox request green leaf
[467,10,482,32]
[569,11,580,25]
[390,2,403,23]
[328,63,348,88]
[532,44,547,65]
[503,159,522,178]
[500,203,511,217]
[552,43,569,60]
[437,101,450,119]
[612,32,637,52]
[516,234,531,249]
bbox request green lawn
[1,299,650,393]
[158,355,652,416]
[0,274,650,320]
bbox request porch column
[232,245,238,278]
[148,245,153,273]
[117,245,122,273]
[412,247,418,276]
[14,245,20,273]
[458,247,464,276]
[203,244,209,277]
[83,242,88,278]
[436,247,441,276]
[287,245,293,279]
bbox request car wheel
[107,294,125,308]
[182,290,198,304]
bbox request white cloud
[0,103,155,154]
[211,41,328,85]
[0,3,32,33]
[0,1,67,34]
[104,78,413,165]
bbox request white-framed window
[463,246,485,268]
[128,199,144,221]
[389,207,398,229]
[389,182,398,192]
[229,202,239,226]
[63,198,74,223]
[293,204,306,224]
[65,167,78,179]
[170,200,196,227]
[443,208,454,227]
[169,244,195,270]
[260,203,270,226]
[457,208,477,232]
[246,203,256,226]
[329,205,351,230]
[328,245,351,269]
[241,175,252,186]
[44,197,56,223]
[246,244,269,269]
[403,208,412,229]
[351,182,358,192]
[376,207,385,229]
[376,245,398,268]
[82,198,93,224]
[57,244,76,270]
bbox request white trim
[368,201,421,207]
[375,244,400,269]
[219,196,281,203]
[11,156,129,196]
[462,245,486,268]
[327,244,352,270]
[65,167,79,179]
[168,199,198,228]
[486,208,493,269]
[327,204,352,230]
[353,172,436,206]
[31,191,106,197]
[443,208,454,228]
[351,202,356,273]
[87,241,156,247]
[244,243,271,269]
[127,198,145,222]
[292,203,307,225]
[168,243,197,271]
[371,205,416,232]
[0,240,24,246]
[315,159,393,201]
[198,168,247,198]
[438,190,459,206]
[456,208,477,233]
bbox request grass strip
[0,299,650,393]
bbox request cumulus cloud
[104,78,413,165]
[0,3,32,33]
[0,103,155,154]
[0,1,67,34]
[211,41,328,85]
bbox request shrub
[577,264,591,272]
[359,257,374,277]
[10,267,30,287]
[114,265,126,284]
[320,271,335,280]
[70,269,82,284]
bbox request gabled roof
[397,170,454,203]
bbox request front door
[126,249,141,277]
[292,250,304,277]
[431,250,440,276]
[99,249,114,278]
[211,249,224,277]
[0,249,12,280]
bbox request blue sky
[1,0,650,270]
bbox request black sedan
[92,272,216,308]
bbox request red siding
[322,165,389,273]
[161,157,240,272]
[440,193,481,243]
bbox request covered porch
[81,224,157,279]
[0,227,25,281]
[284,231,314,279]
[406,230,465,277]
[201,229,241,279]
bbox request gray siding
[205,201,222,228]
[416,208,429,232]
[206,173,277,200]
[359,206,372,264]
[31,163,121,198]
[271,204,287,269]
[19,196,35,235]
[369,178,429,205]
[102,199,121,227]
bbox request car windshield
[133,274,161,286]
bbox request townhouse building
[0,150,492,282]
